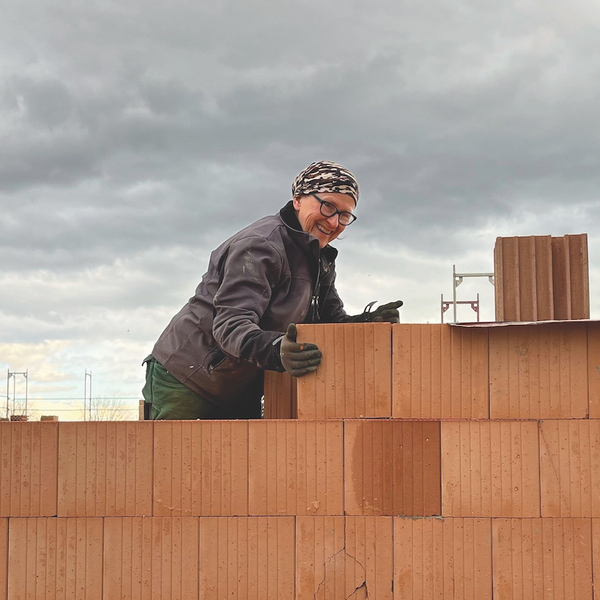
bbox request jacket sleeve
[212,235,286,371]
[318,263,349,323]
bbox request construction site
[1,232,598,598]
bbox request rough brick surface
[8,517,103,600]
[345,420,441,516]
[489,323,588,419]
[0,422,58,517]
[296,323,392,418]
[249,420,343,515]
[589,323,600,418]
[540,420,600,517]
[393,324,489,419]
[154,420,248,516]
[442,421,540,517]
[199,517,295,600]
[58,421,153,516]
[394,517,492,599]
[492,518,593,599]
[296,516,393,600]
[104,517,199,599]
[263,370,297,419]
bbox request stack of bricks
[1,232,598,598]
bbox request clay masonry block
[8,517,103,599]
[263,370,297,419]
[0,519,6,600]
[154,420,248,516]
[494,234,589,321]
[199,517,295,600]
[296,516,393,600]
[492,518,593,599]
[589,323,600,418]
[248,420,343,515]
[0,422,58,517]
[489,322,588,419]
[344,420,441,516]
[104,517,199,599]
[393,324,489,419]
[540,420,600,517]
[296,323,392,418]
[58,421,153,516]
[394,517,492,599]
[441,421,540,517]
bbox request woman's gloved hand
[280,323,322,377]
[348,300,403,323]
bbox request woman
[142,160,400,419]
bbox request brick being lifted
[494,233,590,321]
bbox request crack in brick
[313,548,369,600]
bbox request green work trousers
[142,355,261,420]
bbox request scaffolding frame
[6,370,29,419]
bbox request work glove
[347,300,403,323]
[280,323,322,377]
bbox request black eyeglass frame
[312,193,357,226]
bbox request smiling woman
[142,160,401,420]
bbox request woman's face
[293,192,356,248]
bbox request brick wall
[2,319,600,598]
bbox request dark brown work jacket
[151,201,348,408]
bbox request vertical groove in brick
[248,420,343,515]
[296,323,392,418]
[592,519,600,596]
[589,323,600,419]
[345,420,441,516]
[104,517,199,599]
[199,517,294,599]
[553,236,572,320]
[442,421,540,517]
[0,422,58,517]
[495,234,588,322]
[394,517,492,599]
[58,422,153,516]
[489,323,588,419]
[393,325,488,419]
[492,518,593,598]
[0,519,6,600]
[567,234,590,319]
[8,517,103,599]
[263,371,297,419]
[540,420,600,517]
[535,236,555,321]
[518,236,536,321]
[153,421,248,516]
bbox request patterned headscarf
[292,160,359,206]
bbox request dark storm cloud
[1,0,600,398]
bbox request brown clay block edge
[0,518,7,600]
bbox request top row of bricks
[264,321,600,420]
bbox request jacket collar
[279,200,339,262]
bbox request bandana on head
[292,160,359,205]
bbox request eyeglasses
[312,194,357,226]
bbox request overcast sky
[1,0,599,419]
